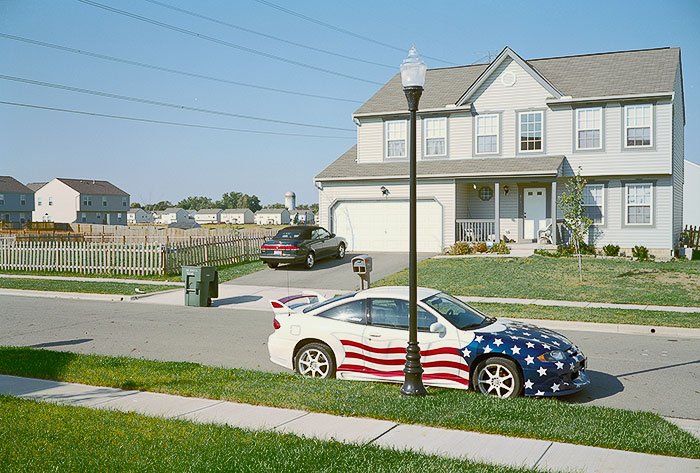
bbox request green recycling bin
[182,266,219,307]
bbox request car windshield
[302,294,354,313]
[423,293,493,330]
[275,229,310,239]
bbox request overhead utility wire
[0,33,362,104]
[75,0,383,86]
[143,0,395,70]
[0,101,354,139]
[251,0,457,66]
[0,75,355,132]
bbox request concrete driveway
[226,252,434,291]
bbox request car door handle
[369,333,382,337]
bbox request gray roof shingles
[197,208,223,215]
[57,178,128,196]
[0,176,33,194]
[26,182,47,192]
[256,208,288,214]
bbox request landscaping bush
[473,242,488,253]
[489,241,510,254]
[448,242,472,255]
[579,243,596,255]
[632,245,652,262]
[603,244,620,256]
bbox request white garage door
[332,200,442,252]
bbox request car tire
[304,252,315,269]
[294,342,336,379]
[473,357,522,399]
[336,243,346,259]
[267,262,279,269]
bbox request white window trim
[0,194,4,205]
[624,104,653,149]
[475,114,499,155]
[575,107,603,150]
[518,111,544,153]
[625,182,653,226]
[385,119,407,159]
[423,116,447,158]
[583,184,605,226]
[102,197,108,207]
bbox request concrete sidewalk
[1,375,698,473]
[0,273,183,286]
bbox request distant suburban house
[26,182,47,193]
[187,209,197,219]
[127,208,154,224]
[0,176,34,225]
[290,210,315,224]
[32,177,129,225]
[685,160,700,227]
[221,208,254,224]
[255,208,290,225]
[316,46,685,257]
[168,220,201,230]
[157,208,189,224]
[194,208,223,224]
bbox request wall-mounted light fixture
[380,186,389,197]
[503,185,510,195]
[473,183,477,190]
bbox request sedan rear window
[317,300,366,324]
[275,229,310,239]
[303,294,354,313]
[423,293,488,330]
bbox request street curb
[0,288,176,302]
[0,273,183,286]
[506,317,700,339]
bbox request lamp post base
[400,341,427,396]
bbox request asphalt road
[1,294,698,419]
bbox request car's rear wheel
[336,243,346,259]
[304,252,315,269]
[267,262,279,269]
[474,357,522,399]
[295,343,335,379]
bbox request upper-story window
[385,120,407,159]
[625,183,652,225]
[519,111,543,152]
[476,114,499,154]
[583,184,604,225]
[102,197,108,207]
[20,195,26,206]
[576,108,602,150]
[83,195,92,207]
[625,104,652,147]
[48,197,53,206]
[37,197,43,206]
[424,117,446,157]
[0,194,4,205]
[122,197,127,207]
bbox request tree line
[130,191,317,214]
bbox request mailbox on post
[351,254,372,290]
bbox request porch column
[494,182,500,242]
[551,180,557,245]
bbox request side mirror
[330,233,335,238]
[429,322,446,336]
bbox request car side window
[317,300,366,324]
[318,229,331,239]
[370,299,437,331]
[311,229,321,240]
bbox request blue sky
[1,0,698,206]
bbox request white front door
[523,188,546,240]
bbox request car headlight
[537,350,567,362]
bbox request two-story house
[315,47,684,257]
[157,208,189,225]
[0,176,34,226]
[33,178,130,225]
[194,209,223,224]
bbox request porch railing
[456,219,495,242]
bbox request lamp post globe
[400,46,427,397]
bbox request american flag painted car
[268,287,590,398]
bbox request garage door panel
[332,200,442,252]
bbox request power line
[0,33,363,104]
[251,0,457,66]
[75,0,383,86]
[0,100,354,139]
[143,0,395,70]
[0,74,356,132]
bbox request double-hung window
[583,184,604,225]
[48,197,53,206]
[122,197,127,207]
[519,111,543,152]
[424,117,446,157]
[576,108,602,150]
[0,194,4,205]
[625,183,652,225]
[476,114,499,154]
[386,120,407,159]
[83,195,92,207]
[38,197,43,206]
[102,197,108,207]
[625,104,652,147]
[20,195,26,206]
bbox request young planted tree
[558,168,592,282]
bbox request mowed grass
[0,277,175,295]
[1,347,698,459]
[471,303,700,328]
[0,396,541,473]
[377,256,700,307]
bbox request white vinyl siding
[518,111,543,152]
[476,114,499,154]
[625,104,653,148]
[625,183,653,225]
[583,184,604,225]
[386,120,407,159]
[424,117,446,157]
[576,108,602,150]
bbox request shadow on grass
[0,346,79,383]
[30,339,93,349]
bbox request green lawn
[377,256,700,307]
[2,347,698,459]
[0,277,175,295]
[0,396,541,473]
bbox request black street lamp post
[400,46,427,397]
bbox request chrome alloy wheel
[297,348,330,378]
[477,362,516,398]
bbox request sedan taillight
[262,245,299,250]
[273,318,281,330]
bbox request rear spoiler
[270,292,326,316]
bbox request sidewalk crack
[271,412,310,430]
[365,423,399,446]
[532,442,553,468]
[174,400,226,419]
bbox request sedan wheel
[295,343,335,379]
[336,243,346,259]
[475,357,522,399]
[304,252,315,269]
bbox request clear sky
[1,0,698,206]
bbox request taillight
[273,318,281,330]
[262,245,299,250]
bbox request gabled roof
[0,176,33,194]
[162,207,185,213]
[56,178,128,196]
[256,208,288,214]
[197,208,223,215]
[222,208,252,214]
[26,182,47,192]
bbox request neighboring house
[290,210,315,224]
[0,176,34,225]
[157,208,189,224]
[684,160,700,227]
[255,208,290,225]
[168,220,201,230]
[127,208,154,224]
[221,208,254,224]
[194,208,223,224]
[187,209,198,219]
[315,46,685,257]
[26,182,47,193]
[32,177,129,225]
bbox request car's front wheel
[474,357,522,399]
[267,262,279,269]
[295,343,335,379]
[336,243,346,259]
[304,252,315,269]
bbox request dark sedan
[260,226,347,269]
